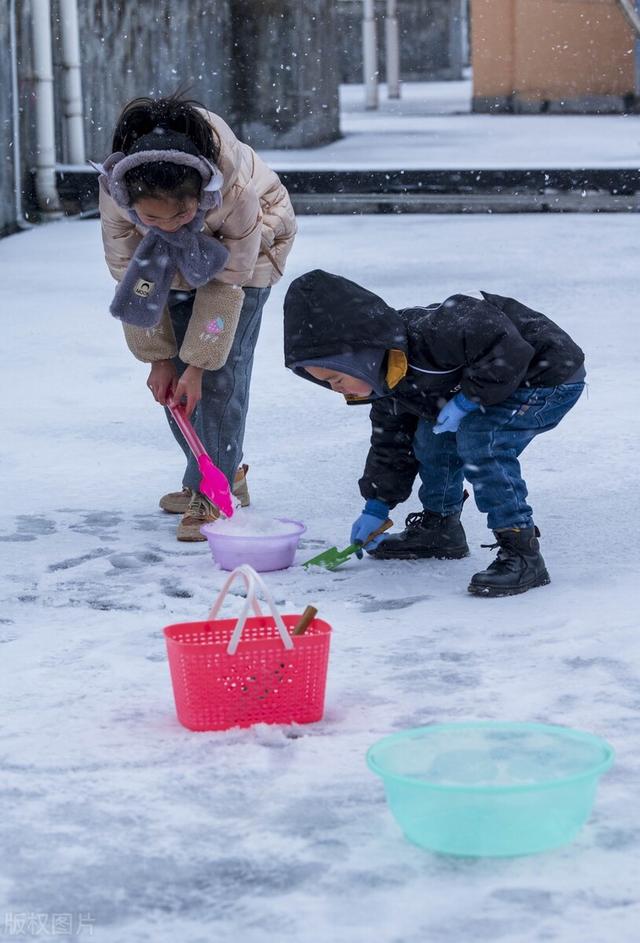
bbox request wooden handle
[363,518,393,546]
[293,605,318,636]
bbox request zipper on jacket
[408,363,463,375]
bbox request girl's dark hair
[112,95,220,203]
[112,94,218,159]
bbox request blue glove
[350,498,390,558]
[433,392,480,435]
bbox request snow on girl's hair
[111,95,220,161]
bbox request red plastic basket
[163,566,331,732]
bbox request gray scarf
[91,149,229,328]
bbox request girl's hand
[171,365,203,418]
[147,360,178,405]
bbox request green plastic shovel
[302,519,393,571]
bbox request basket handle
[208,566,264,620]
[207,565,294,656]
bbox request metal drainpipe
[59,0,85,164]
[615,1,640,101]
[617,0,640,36]
[9,0,33,228]
[31,0,62,215]
[362,0,379,109]
[385,0,400,99]
[636,0,640,102]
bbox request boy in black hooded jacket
[284,270,586,597]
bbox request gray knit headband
[90,149,224,210]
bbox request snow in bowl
[200,512,306,572]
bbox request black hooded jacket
[284,270,585,508]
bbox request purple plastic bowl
[200,518,306,572]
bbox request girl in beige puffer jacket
[96,95,296,541]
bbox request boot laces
[481,526,540,553]
[480,540,521,574]
[482,530,519,560]
[187,493,217,519]
[481,528,539,569]
[481,541,515,570]
[405,510,440,529]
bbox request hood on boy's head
[283,270,407,371]
[292,347,388,395]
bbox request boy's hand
[171,365,203,418]
[147,360,177,405]
[433,392,480,435]
[351,499,391,557]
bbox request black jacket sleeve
[429,295,536,405]
[358,397,419,508]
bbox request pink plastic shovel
[167,402,235,518]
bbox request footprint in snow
[161,579,193,599]
[88,598,143,611]
[0,514,56,541]
[359,594,432,612]
[69,511,123,534]
[108,550,163,569]
[16,515,57,535]
[132,513,164,532]
[48,547,114,572]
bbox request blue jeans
[165,286,270,491]
[413,383,585,530]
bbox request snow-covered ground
[259,80,640,170]
[1,213,639,942]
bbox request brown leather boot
[176,492,220,542]
[232,464,250,508]
[159,487,193,514]
[160,465,250,515]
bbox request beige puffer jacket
[99,110,297,368]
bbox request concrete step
[52,166,640,215]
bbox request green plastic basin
[367,722,614,857]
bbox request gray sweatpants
[165,286,270,491]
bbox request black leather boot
[369,509,469,560]
[468,527,550,597]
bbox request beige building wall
[471,0,637,112]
